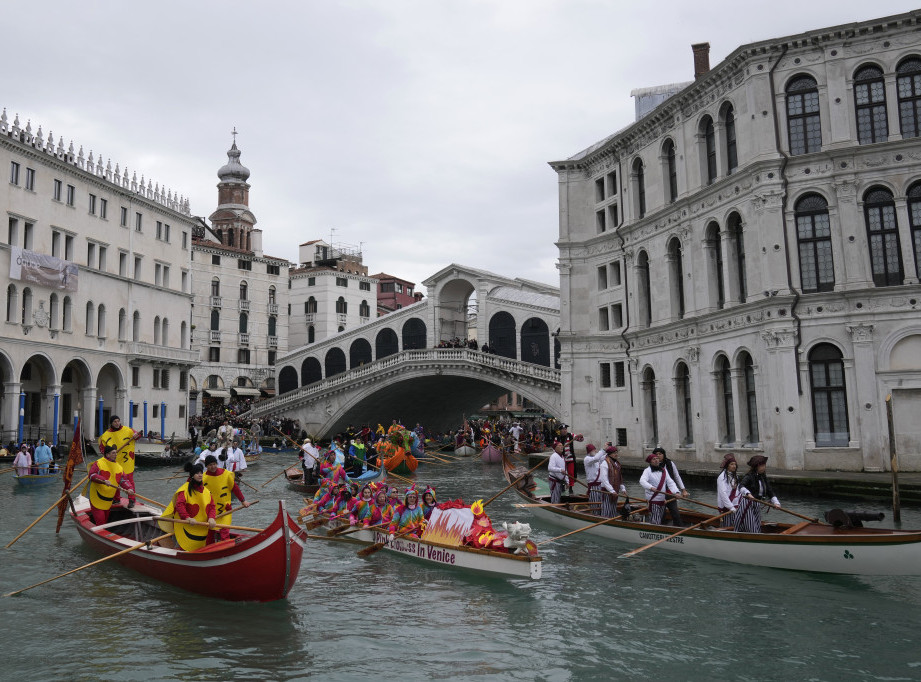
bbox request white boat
[454,445,478,456]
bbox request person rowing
[159,462,217,551]
[734,455,780,533]
[639,450,682,526]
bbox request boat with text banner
[14,469,62,487]
[69,495,308,601]
[502,453,921,576]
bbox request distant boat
[480,443,502,464]
[14,469,62,487]
[454,445,478,456]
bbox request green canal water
[2,453,921,681]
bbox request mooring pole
[886,394,901,523]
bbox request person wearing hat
[583,444,613,513]
[98,415,140,498]
[203,454,249,540]
[640,449,682,526]
[300,438,320,484]
[86,445,134,524]
[734,455,780,533]
[716,454,741,526]
[653,447,688,525]
[159,462,217,551]
[599,445,627,517]
[13,443,32,477]
[556,424,578,494]
[387,485,425,540]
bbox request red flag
[55,419,85,533]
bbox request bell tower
[209,128,257,252]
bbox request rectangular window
[156,221,163,240]
[65,234,74,261]
[53,179,62,201]
[66,184,75,206]
[598,307,610,331]
[238,348,251,364]
[209,347,221,362]
[178,405,185,419]
[164,223,170,242]
[607,171,617,197]
[336,277,348,287]
[23,222,33,250]
[120,206,128,227]
[98,245,107,272]
[181,270,188,292]
[595,177,605,203]
[596,210,606,234]
[182,231,188,249]
[152,369,161,389]
[396,283,404,294]
[212,254,221,265]
[131,366,140,387]
[268,350,276,366]
[87,242,96,269]
[611,303,623,328]
[237,259,251,270]
[608,204,618,228]
[131,403,138,419]
[600,362,612,388]
[380,281,394,293]
[99,198,107,219]
[119,252,127,277]
[610,261,622,286]
[7,217,17,245]
[161,369,169,389]
[155,263,162,286]
[616,428,628,447]
[9,161,20,185]
[163,265,170,288]
[25,167,35,190]
[89,194,96,215]
[135,212,142,231]
[52,231,61,258]
[134,256,142,280]
[308,277,316,286]
[179,371,188,390]
[359,281,371,291]
[152,404,159,418]
[614,361,626,388]
[597,265,608,290]
[267,264,280,275]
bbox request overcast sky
[4,1,918,290]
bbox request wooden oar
[364,459,414,485]
[3,531,176,597]
[0,466,17,475]
[95,480,165,509]
[747,496,820,523]
[536,507,650,547]
[514,502,601,508]
[618,509,735,559]
[305,533,359,543]
[261,464,296,488]
[482,459,546,508]
[155,517,265,533]
[5,473,90,548]
[328,521,389,537]
[357,528,414,558]
[237,477,259,493]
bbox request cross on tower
[231,126,238,144]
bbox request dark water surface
[3,453,921,681]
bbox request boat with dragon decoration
[376,425,418,475]
[502,453,921,576]
[69,495,308,601]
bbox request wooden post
[886,394,901,523]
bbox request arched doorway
[376,328,399,359]
[278,366,298,394]
[520,317,550,366]
[96,363,124,437]
[325,348,347,378]
[301,357,322,386]
[20,354,56,440]
[402,318,427,350]
[350,338,373,368]
[489,311,516,359]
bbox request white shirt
[219,447,247,473]
[195,448,213,466]
[664,460,686,491]
[639,466,680,503]
[547,451,566,481]
[583,450,607,485]
[301,444,320,467]
[597,459,623,494]
[716,470,740,510]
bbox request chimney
[692,42,710,80]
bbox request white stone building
[0,109,198,443]
[189,140,288,412]
[288,240,377,350]
[553,11,921,471]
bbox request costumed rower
[87,445,132,525]
[349,483,382,527]
[421,487,437,521]
[220,435,248,478]
[203,454,250,540]
[547,441,567,505]
[12,443,32,477]
[734,455,780,533]
[98,415,139,508]
[33,438,53,473]
[159,462,217,551]
[600,445,627,518]
[716,453,740,527]
[387,486,425,540]
[639,450,681,526]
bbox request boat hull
[454,446,478,456]
[15,471,62,487]
[480,444,502,464]
[71,497,308,601]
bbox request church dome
[217,141,250,183]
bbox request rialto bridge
[247,265,562,436]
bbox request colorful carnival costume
[87,449,129,525]
[387,486,425,539]
[98,415,139,506]
[203,456,247,540]
[159,464,217,551]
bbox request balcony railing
[239,332,250,345]
[268,335,278,348]
[128,342,199,364]
[238,299,250,312]
[305,313,315,324]
[359,316,370,324]
[336,313,347,326]
[210,330,221,343]
[210,295,222,308]
[268,303,278,315]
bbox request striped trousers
[734,497,762,533]
[647,501,665,525]
[549,477,565,504]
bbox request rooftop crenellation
[0,107,192,217]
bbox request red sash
[650,470,667,505]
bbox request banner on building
[9,247,79,292]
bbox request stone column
[761,328,802,470]
[729,367,746,448]
[719,231,739,306]
[833,179,871,289]
[893,198,919,284]
[43,384,62,440]
[847,324,884,470]
[884,75,903,142]
[2,381,22,440]
[80,387,97,440]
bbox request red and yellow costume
[463,499,510,551]
[87,455,126,525]
[203,467,245,540]
[159,482,216,551]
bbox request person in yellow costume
[203,454,249,540]
[159,462,217,551]
[98,415,140,508]
[87,445,133,525]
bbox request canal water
[3,452,921,681]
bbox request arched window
[897,57,921,138]
[787,75,822,155]
[180,320,187,349]
[663,139,678,203]
[161,318,169,346]
[96,304,106,337]
[268,286,276,304]
[211,278,220,297]
[676,362,692,446]
[727,213,747,303]
[702,116,717,184]
[855,64,888,144]
[308,325,315,343]
[716,355,735,444]
[50,293,59,330]
[795,193,835,292]
[633,158,646,219]
[306,296,317,314]
[21,287,32,325]
[227,230,235,247]
[642,367,658,446]
[809,343,850,446]
[907,182,921,280]
[118,308,126,341]
[667,238,685,319]
[740,352,760,444]
[336,297,347,314]
[153,316,161,345]
[210,309,220,331]
[864,187,903,286]
[85,301,95,335]
[239,281,248,301]
[268,316,277,336]
[63,296,73,332]
[5,284,16,323]
[239,312,248,334]
[706,222,725,309]
[359,300,370,318]
[132,310,140,341]
[722,104,738,174]
[637,250,652,328]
